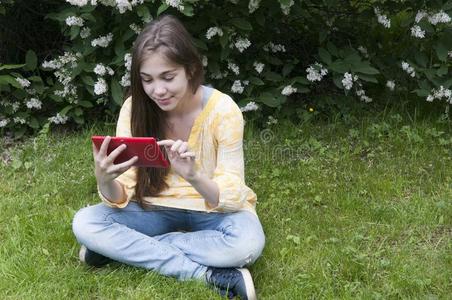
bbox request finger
[92,142,99,157]
[177,142,189,154]
[110,155,138,173]
[99,136,111,157]
[157,139,175,147]
[171,140,184,152]
[179,151,195,159]
[105,143,128,164]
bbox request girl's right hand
[92,136,138,185]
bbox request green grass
[0,111,451,299]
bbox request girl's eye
[163,76,174,81]
[142,78,152,83]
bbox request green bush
[1,0,452,137]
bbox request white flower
[13,117,26,124]
[240,101,259,112]
[411,25,425,38]
[48,113,69,124]
[281,85,297,96]
[116,0,132,13]
[231,80,244,94]
[234,37,251,53]
[306,62,328,82]
[91,33,113,48]
[124,53,132,71]
[253,62,264,74]
[65,16,84,27]
[248,0,261,13]
[266,116,278,126]
[66,0,89,6]
[16,77,31,88]
[206,27,223,40]
[280,0,294,15]
[165,0,184,11]
[12,102,20,112]
[210,71,228,79]
[401,61,416,77]
[0,119,9,128]
[428,10,451,25]
[202,56,208,67]
[263,42,286,53]
[374,7,391,28]
[80,27,91,39]
[357,46,368,58]
[94,78,108,95]
[26,98,42,109]
[94,64,107,76]
[228,62,240,75]
[130,23,141,34]
[427,86,452,103]
[448,51,452,59]
[386,80,395,91]
[355,87,372,103]
[415,10,428,23]
[120,72,131,87]
[342,72,356,90]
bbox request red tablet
[91,136,169,168]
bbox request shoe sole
[238,268,257,300]
[79,245,87,263]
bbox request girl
[72,15,265,300]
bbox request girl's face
[139,50,191,112]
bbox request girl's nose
[154,84,167,96]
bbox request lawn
[0,109,451,299]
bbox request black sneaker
[206,267,257,300]
[79,245,112,267]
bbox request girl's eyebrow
[140,69,177,76]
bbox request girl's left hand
[157,139,197,181]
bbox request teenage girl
[72,14,265,300]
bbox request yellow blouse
[98,88,257,214]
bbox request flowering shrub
[1,0,452,136]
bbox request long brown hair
[129,15,204,206]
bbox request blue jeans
[72,202,265,281]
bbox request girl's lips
[156,97,172,105]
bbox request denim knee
[72,204,109,244]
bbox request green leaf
[437,65,448,76]
[282,64,294,77]
[353,64,380,75]
[157,3,169,16]
[230,18,253,31]
[74,116,85,124]
[79,100,93,108]
[0,63,25,71]
[111,79,123,105]
[264,72,283,82]
[192,38,208,51]
[25,50,38,71]
[434,42,448,62]
[413,89,430,97]
[80,13,96,23]
[0,75,21,88]
[329,60,349,73]
[137,5,151,22]
[60,105,73,115]
[70,26,80,40]
[358,74,378,83]
[81,75,94,86]
[414,51,428,68]
[319,48,332,65]
[219,32,228,48]
[74,107,83,116]
[181,4,194,16]
[259,92,284,107]
[248,77,265,85]
[293,76,309,85]
[29,117,39,129]
[333,75,343,89]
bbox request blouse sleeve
[209,97,253,212]
[97,97,137,208]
